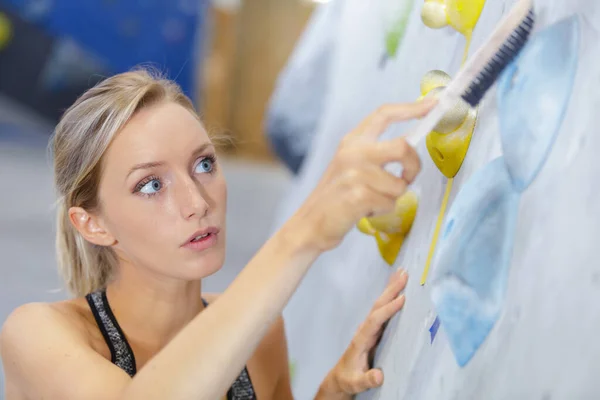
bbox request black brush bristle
[461,8,535,107]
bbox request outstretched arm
[1,100,434,400]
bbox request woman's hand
[288,99,436,253]
[315,269,409,399]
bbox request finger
[341,170,402,216]
[359,164,410,200]
[365,137,421,183]
[368,326,386,364]
[362,190,400,218]
[373,294,406,330]
[347,369,384,393]
[371,269,408,311]
[357,294,406,347]
[344,183,397,218]
[356,98,438,141]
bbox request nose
[177,175,209,220]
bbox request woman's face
[97,101,227,281]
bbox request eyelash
[133,155,218,197]
[133,174,161,196]
[201,155,217,171]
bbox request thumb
[352,369,384,393]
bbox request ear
[68,206,116,247]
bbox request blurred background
[0,0,321,393]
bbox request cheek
[207,173,227,211]
[216,179,228,217]
[103,194,176,251]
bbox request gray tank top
[86,290,257,400]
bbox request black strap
[86,292,256,398]
[85,291,137,376]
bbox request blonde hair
[52,67,198,297]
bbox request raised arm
[1,99,436,400]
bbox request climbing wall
[268,0,600,399]
[0,0,206,121]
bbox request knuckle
[350,185,368,203]
[344,168,362,183]
[395,138,409,157]
[376,105,391,115]
[373,106,391,122]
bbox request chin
[180,249,225,280]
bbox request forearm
[122,217,320,400]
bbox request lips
[183,227,220,247]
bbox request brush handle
[405,0,533,148]
[406,94,456,147]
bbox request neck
[105,262,205,350]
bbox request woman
[0,69,435,400]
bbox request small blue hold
[429,316,441,344]
[497,15,580,192]
[430,158,520,367]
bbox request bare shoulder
[1,300,88,348]
[1,300,128,400]
[0,300,90,376]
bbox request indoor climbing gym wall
[267,0,600,399]
[0,0,206,121]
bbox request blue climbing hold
[429,316,441,344]
[430,157,520,367]
[497,15,580,192]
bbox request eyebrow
[126,143,214,179]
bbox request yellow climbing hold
[421,0,486,63]
[421,0,448,29]
[418,1,486,286]
[0,13,13,51]
[420,69,452,97]
[374,231,407,266]
[357,191,418,266]
[446,0,487,36]
[419,70,478,178]
[417,70,477,285]
[421,0,486,35]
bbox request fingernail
[375,371,384,385]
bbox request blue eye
[139,179,162,195]
[195,157,215,174]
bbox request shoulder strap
[86,291,137,377]
[227,367,257,400]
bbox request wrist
[278,210,323,258]
[315,373,351,400]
